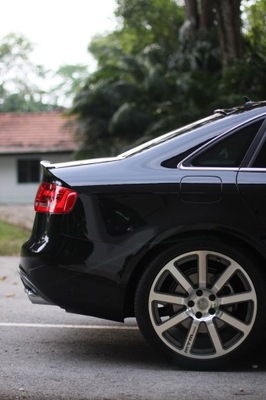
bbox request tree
[0,33,89,112]
[182,0,243,70]
[217,0,266,105]
[70,0,266,158]
[71,48,163,157]
[214,0,243,69]
[44,64,89,108]
[71,0,186,157]
[244,0,266,52]
[114,0,184,53]
[184,0,215,33]
[0,33,50,111]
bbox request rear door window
[252,139,266,168]
[184,119,264,168]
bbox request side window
[252,140,266,168]
[187,120,263,168]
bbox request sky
[0,0,117,72]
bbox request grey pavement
[1,259,266,399]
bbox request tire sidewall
[135,236,266,370]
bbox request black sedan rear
[19,100,266,370]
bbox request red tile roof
[0,111,78,154]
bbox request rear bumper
[18,267,55,306]
[18,256,126,321]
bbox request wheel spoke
[198,251,208,288]
[165,261,192,293]
[206,322,224,354]
[219,312,250,334]
[145,247,259,365]
[220,291,256,306]
[212,262,238,293]
[156,311,188,335]
[183,321,199,354]
[150,291,186,306]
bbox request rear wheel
[135,238,266,370]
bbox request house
[0,111,78,204]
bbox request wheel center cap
[197,298,209,311]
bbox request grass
[0,220,31,256]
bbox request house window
[17,159,40,183]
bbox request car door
[180,118,265,230]
[181,118,264,197]
[237,121,266,230]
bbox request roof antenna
[244,96,252,104]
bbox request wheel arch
[123,228,266,318]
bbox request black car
[19,100,266,370]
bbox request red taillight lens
[34,183,78,214]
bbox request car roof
[120,103,266,162]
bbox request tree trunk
[214,0,243,69]
[185,0,199,33]
[184,0,215,37]
[200,0,215,31]
[183,0,243,70]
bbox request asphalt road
[1,256,266,400]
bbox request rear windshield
[119,114,223,158]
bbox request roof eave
[0,147,77,155]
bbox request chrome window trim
[177,116,266,171]
[178,165,239,172]
[239,167,266,172]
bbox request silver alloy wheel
[148,250,257,359]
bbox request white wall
[0,152,74,204]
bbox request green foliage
[0,33,49,111]
[70,0,266,157]
[46,64,89,108]
[71,12,221,156]
[115,0,184,53]
[244,0,266,51]
[0,220,30,256]
[0,32,89,111]
[0,32,34,64]
[89,0,184,66]
[71,0,187,156]
[2,1,266,151]
[0,93,52,112]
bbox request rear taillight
[34,183,78,214]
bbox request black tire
[135,237,266,370]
